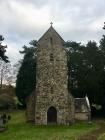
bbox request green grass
[99,133,105,140]
[0,111,97,140]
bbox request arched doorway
[47,107,57,124]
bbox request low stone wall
[75,112,89,121]
[26,92,35,122]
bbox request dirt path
[78,120,105,140]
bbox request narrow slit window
[51,87,53,94]
[50,53,54,61]
[50,37,53,45]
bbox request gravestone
[0,114,11,132]
[0,117,3,127]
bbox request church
[26,24,91,125]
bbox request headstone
[0,118,3,127]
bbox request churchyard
[0,2,105,139]
[0,110,105,140]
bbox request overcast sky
[0,0,105,64]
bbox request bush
[0,94,15,109]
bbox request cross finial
[50,22,53,27]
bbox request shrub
[0,94,15,109]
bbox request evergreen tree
[65,41,85,97]
[84,41,104,104]
[98,34,105,107]
[0,35,9,62]
[65,40,105,105]
[15,40,37,105]
[99,35,105,54]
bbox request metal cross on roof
[50,22,53,27]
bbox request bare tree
[0,61,11,88]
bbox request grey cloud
[17,0,49,8]
[62,28,103,43]
[0,0,105,63]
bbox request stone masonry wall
[35,27,74,125]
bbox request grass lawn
[0,110,97,140]
[99,133,105,140]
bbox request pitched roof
[75,98,91,113]
[38,26,65,43]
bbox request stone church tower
[26,24,74,125]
